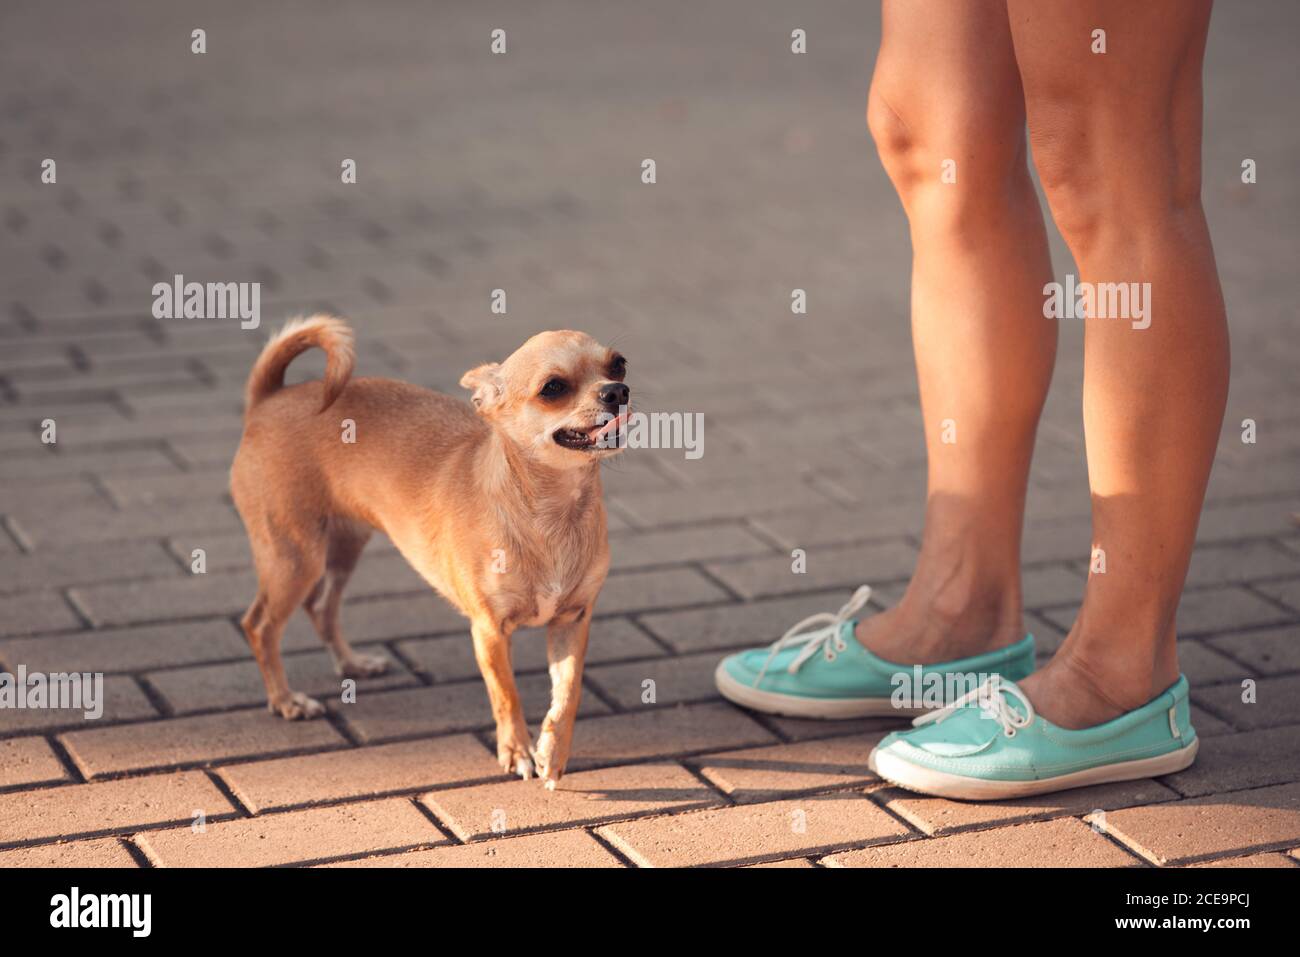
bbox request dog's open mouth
[553,410,630,451]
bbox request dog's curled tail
[245,314,355,418]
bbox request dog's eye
[609,355,627,379]
[539,378,567,398]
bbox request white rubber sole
[714,660,926,719]
[868,736,1199,801]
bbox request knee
[867,81,1026,218]
[1027,106,1203,257]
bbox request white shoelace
[752,585,872,687]
[912,675,1035,737]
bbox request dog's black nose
[598,382,630,408]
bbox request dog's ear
[460,362,504,412]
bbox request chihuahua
[229,316,629,787]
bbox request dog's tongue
[592,410,630,440]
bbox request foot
[1019,650,1181,730]
[868,673,1197,800]
[336,650,391,680]
[855,584,1023,665]
[715,586,1036,719]
[269,690,326,720]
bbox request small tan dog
[230,316,629,787]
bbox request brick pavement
[0,1,1298,867]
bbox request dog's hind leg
[304,518,390,679]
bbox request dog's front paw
[270,691,326,720]
[496,737,536,780]
[338,651,391,680]
[534,728,570,790]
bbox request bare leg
[1008,0,1228,727]
[859,0,1057,662]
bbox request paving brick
[423,762,720,842]
[609,523,774,571]
[879,779,1179,836]
[0,446,178,480]
[596,567,732,614]
[0,540,181,594]
[101,469,233,507]
[638,590,849,653]
[0,619,249,675]
[611,479,836,526]
[1208,624,1300,675]
[12,502,241,548]
[337,675,609,744]
[705,541,918,600]
[0,736,70,789]
[0,675,157,733]
[70,571,257,627]
[1193,674,1300,730]
[1097,782,1300,865]
[764,714,911,742]
[60,707,348,778]
[137,797,445,867]
[0,591,83,637]
[1021,565,1088,610]
[1043,589,1293,638]
[1255,577,1300,614]
[1176,640,1249,685]
[326,829,623,867]
[824,817,1138,868]
[0,837,139,867]
[1196,499,1300,543]
[747,856,818,868]
[690,735,883,803]
[1190,851,1297,868]
[147,648,413,715]
[567,702,777,768]
[1185,541,1300,587]
[0,772,235,846]
[747,503,925,551]
[281,593,468,652]
[220,735,497,813]
[396,617,666,681]
[598,791,909,867]
[586,650,726,709]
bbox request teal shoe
[868,674,1199,800]
[714,586,1036,719]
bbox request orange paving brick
[0,771,235,845]
[326,829,623,867]
[423,762,721,842]
[137,797,446,867]
[689,735,883,803]
[597,792,910,867]
[1190,851,1296,867]
[567,701,777,769]
[1095,781,1300,865]
[60,707,347,778]
[824,817,1139,868]
[879,778,1180,836]
[220,735,498,813]
[0,736,69,789]
[0,837,138,867]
